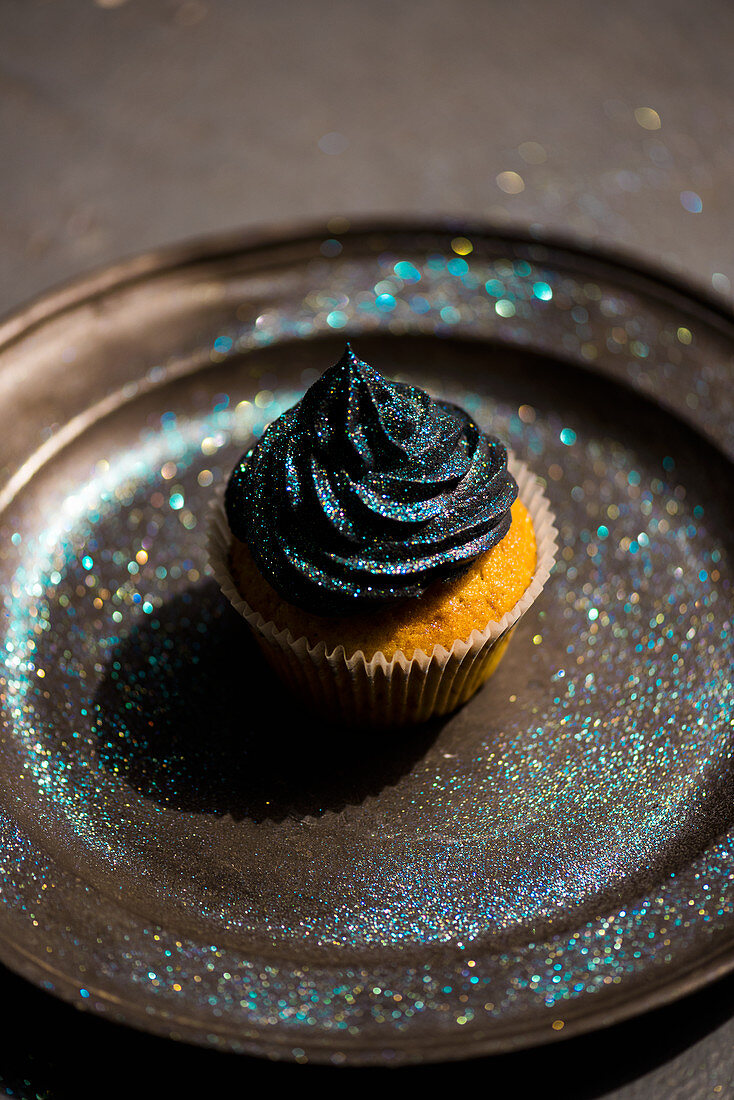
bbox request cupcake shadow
[90,580,443,822]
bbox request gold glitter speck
[496,171,525,195]
[634,107,661,130]
[451,237,473,256]
[518,141,547,164]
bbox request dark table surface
[0,2,732,1096]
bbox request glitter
[533,282,553,301]
[410,296,430,314]
[161,462,177,480]
[326,310,348,329]
[560,428,577,446]
[394,261,421,282]
[634,107,661,130]
[680,190,703,213]
[451,237,473,256]
[551,1019,565,1031]
[197,470,214,488]
[495,299,515,318]
[254,390,274,408]
[213,337,233,354]
[677,327,693,345]
[375,293,396,312]
[496,171,525,194]
[11,532,21,546]
[320,239,343,259]
[168,493,184,511]
[532,634,543,645]
[447,257,469,277]
[518,141,547,164]
[616,171,641,192]
[426,254,446,271]
[82,556,94,570]
[317,132,349,155]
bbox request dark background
[0,1,732,1096]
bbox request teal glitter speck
[680,190,703,213]
[394,261,421,282]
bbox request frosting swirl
[225,345,517,615]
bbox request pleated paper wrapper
[207,458,557,728]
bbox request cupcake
[208,345,556,726]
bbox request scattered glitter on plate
[0,223,731,1065]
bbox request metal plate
[0,222,731,1066]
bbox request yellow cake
[229,498,536,660]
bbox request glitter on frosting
[225,345,517,614]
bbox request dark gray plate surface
[0,223,731,1065]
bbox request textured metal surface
[0,225,731,1067]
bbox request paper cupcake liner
[207,457,557,727]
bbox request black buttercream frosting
[225,345,518,615]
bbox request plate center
[1,335,732,955]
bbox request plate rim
[2,216,734,350]
[0,218,733,1063]
[0,920,733,1063]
